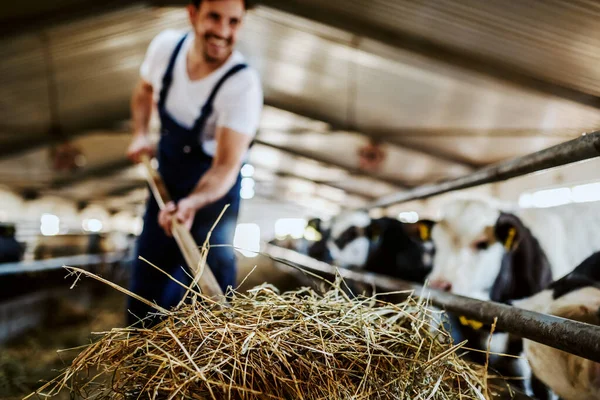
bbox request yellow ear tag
[459,315,484,330]
[504,227,517,251]
[418,223,430,241]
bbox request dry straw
[25,256,495,400]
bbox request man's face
[188,0,245,63]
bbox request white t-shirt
[140,29,263,156]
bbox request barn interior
[1,1,600,399]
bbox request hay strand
[28,269,494,399]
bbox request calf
[428,197,600,301]
[307,211,436,284]
[354,216,435,283]
[426,197,600,393]
[513,251,600,400]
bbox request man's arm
[126,79,155,162]
[158,127,253,235]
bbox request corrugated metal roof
[0,35,50,131]
[1,1,600,215]
[293,0,600,97]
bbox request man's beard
[203,50,227,64]
[203,33,232,64]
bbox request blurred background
[1,1,600,397]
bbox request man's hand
[158,197,199,236]
[157,127,253,236]
[174,197,198,231]
[127,133,154,163]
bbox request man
[126,0,263,326]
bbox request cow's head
[326,211,437,274]
[401,219,437,271]
[325,211,372,269]
[428,198,552,302]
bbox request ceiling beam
[45,148,376,201]
[49,159,134,190]
[263,100,480,169]
[0,135,70,159]
[259,0,600,111]
[0,110,130,160]
[99,166,375,203]
[249,191,351,213]
[105,182,147,198]
[253,139,411,189]
[1,0,570,171]
[2,131,410,195]
[0,2,150,37]
[0,94,467,170]
[2,0,598,118]
[268,170,375,201]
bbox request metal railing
[261,131,600,388]
[265,244,600,364]
[0,251,132,343]
[365,130,600,209]
[0,251,131,276]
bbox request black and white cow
[306,211,436,284]
[427,197,600,301]
[546,250,600,299]
[513,251,600,400]
[426,197,600,395]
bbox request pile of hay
[29,271,491,399]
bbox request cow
[305,217,334,264]
[306,211,436,284]
[425,196,600,395]
[513,251,600,400]
[427,197,600,301]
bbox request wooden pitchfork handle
[139,154,225,302]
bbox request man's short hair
[191,0,252,10]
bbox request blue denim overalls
[127,33,247,327]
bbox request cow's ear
[403,219,436,242]
[494,213,519,252]
[364,219,383,241]
[417,219,435,242]
[491,212,553,303]
[490,213,525,303]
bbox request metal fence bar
[365,130,600,209]
[0,251,130,277]
[265,244,600,364]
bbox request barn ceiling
[0,0,599,220]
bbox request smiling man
[126,0,263,326]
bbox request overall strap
[192,63,248,133]
[157,33,188,112]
